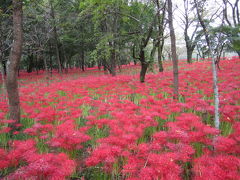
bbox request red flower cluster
[193,154,240,180]
[48,120,91,150]
[0,139,76,179]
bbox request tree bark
[140,62,149,83]
[6,0,23,125]
[237,51,240,57]
[186,48,194,64]
[139,18,155,82]
[149,40,157,72]
[168,0,179,99]
[156,0,166,72]
[158,40,164,72]
[0,59,7,101]
[49,0,62,74]
[194,0,220,129]
[81,50,85,71]
[27,53,34,73]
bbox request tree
[194,0,220,129]
[80,0,127,76]
[221,0,240,56]
[6,0,23,127]
[133,15,157,82]
[0,0,12,76]
[49,0,62,74]
[131,1,161,82]
[154,0,167,72]
[178,0,203,63]
[168,0,179,99]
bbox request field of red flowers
[0,58,240,180]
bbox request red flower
[193,154,240,180]
[7,153,76,180]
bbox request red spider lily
[24,123,54,136]
[0,148,9,169]
[193,154,240,180]
[48,120,90,150]
[123,151,182,180]
[6,153,76,180]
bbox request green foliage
[90,35,113,65]
[211,25,240,53]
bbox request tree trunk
[156,0,166,72]
[49,0,62,74]
[109,42,116,76]
[98,59,102,70]
[6,0,23,125]
[149,41,157,72]
[2,60,6,75]
[62,45,68,73]
[139,49,148,83]
[194,0,220,129]
[168,0,179,99]
[43,51,50,85]
[237,51,240,58]
[27,53,34,73]
[35,53,39,75]
[187,48,194,63]
[81,50,85,71]
[0,59,7,101]
[132,46,138,65]
[43,52,48,73]
[102,59,108,74]
[158,40,164,72]
[140,62,149,83]
[133,59,137,65]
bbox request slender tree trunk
[36,54,39,75]
[139,50,149,82]
[49,0,62,74]
[0,59,7,101]
[81,50,85,71]
[140,62,149,83]
[0,25,5,80]
[27,53,34,73]
[2,60,6,75]
[6,0,23,125]
[109,42,116,76]
[133,59,137,65]
[43,58,48,74]
[98,59,102,70]
[149,41,157,72]
[62,45,68,73]
[139,22,155,82]
[195,0,220,129]
[168,0,179,99]
[158,40,164,72]
[43,51,50,85]
[43,51,48,73]
[237,51,240,57]
[103,64,108,74]
[211,57,220,129]
[156,0,166,72]
[50,54,53,76]
[132,46,138,65]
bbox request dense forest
[1,0,239,75]
[0,0,240,179]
